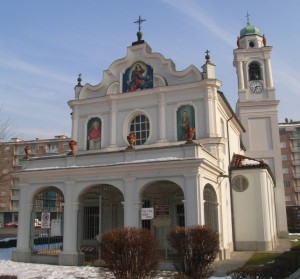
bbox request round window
[249,41,255,48]
[130,115,150,145]
[232,175,249,192]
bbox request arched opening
[31,187,64,256]
[248,62,261,80]
[141,180,185,259]
[204,184,219,232]
[78,184,124,262]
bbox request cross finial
[205,49,210,62]
[77,73,82,86]
[134,15,146,32]
[246,12,250,24]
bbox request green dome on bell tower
[240,13,261,38]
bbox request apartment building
[279,120,300,232]
[0,135,70,226]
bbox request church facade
[13,19,287,266]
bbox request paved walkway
[212,238,293,277]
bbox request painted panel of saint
[87,118,101,150]
[123,61,153,93]
[177,105,195,141]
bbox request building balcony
[291,133,300,139]
[295,173,300,179]
[292,147,300,152]
[296,201,300,206]
[293,160,300,166]
[295,187,300,192]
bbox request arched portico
[77,184,124,262]
[140,180,185,259]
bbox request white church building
[13,18,288,266]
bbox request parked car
[4,221,18,227]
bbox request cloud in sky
[0,50,74,85]
[162,0,235,47]
[1,1,300,139]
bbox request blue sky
[0,0,299,140]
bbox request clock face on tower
[249,80,263,93]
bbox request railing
[292,147,300,152]
[291,133,300,139]
[293,160,300,165]
[295,187,300,192]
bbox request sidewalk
[212,238,292,277]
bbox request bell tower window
[249,62,261,80]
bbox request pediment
[78,42,203,100]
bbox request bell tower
[234,16,288,237]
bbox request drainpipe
[226,114,236,251]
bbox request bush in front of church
[99,227,160,279]
[168,225,219,279]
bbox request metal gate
[31,188,64,256]
[78,184,124,263]
[141,181,185,260]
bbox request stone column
[237,61,245,90]
[264,59,273,88]
[184,174,201,226]
[109,100,117,147]
[123,178,139,227]
[59,181,80,265]
[158,92,167,142]
[12,184,32,263]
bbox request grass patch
[244,252,281,266]
[291,238,300,250]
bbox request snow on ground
[0,247,225,279]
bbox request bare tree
[0,107,15,180]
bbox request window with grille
[130,115,150,145]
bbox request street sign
[41,212,51,229]
[141,208,154,220]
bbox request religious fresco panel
[177,105,195,141]
[87,117,101,150]
[123,61,153,93]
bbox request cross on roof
[246,12,250,24]
[134,15,146,31]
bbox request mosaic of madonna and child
[123,61,153,93]
[87,117,101,150]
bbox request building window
[38,145,44,150]
[284,181,291,187]
[248,62,261,80]
[130,115,150,145]
[285,195,291,202]
[280,141,287,148]
[232,175,249,192]
[282,168,289,174]
[282,154,288,161]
